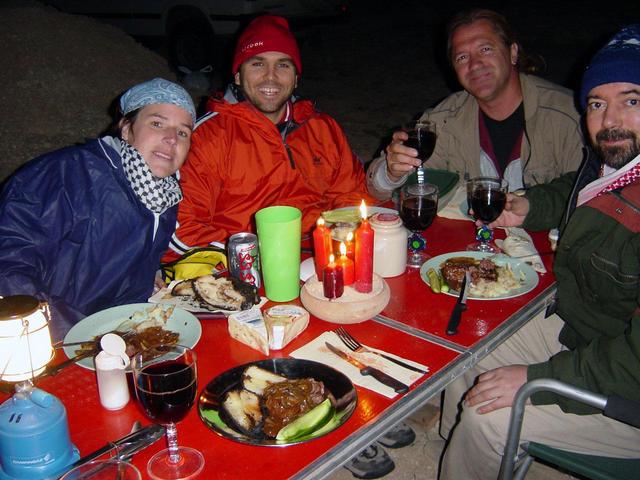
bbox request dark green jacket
[523,149,640,414]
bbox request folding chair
[498,379,640,480]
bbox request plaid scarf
[577,153,640,206]
[599,163,640,195]
[120,139,182,214]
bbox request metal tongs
[63,423,164,474]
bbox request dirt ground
[1,0,639,184]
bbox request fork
[334,327,428,374]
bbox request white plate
[148,282,267,314]
[323,206,398,224]
[420,251,539,300]
[63,303,202,370]
[300,257,316,282]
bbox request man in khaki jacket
[366,8,584,199]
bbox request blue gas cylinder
[0,387,79,479]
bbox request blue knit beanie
[580,24,640,109]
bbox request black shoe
[344,444,395,479]
[376,422,416,449]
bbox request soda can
[227,232,261,288]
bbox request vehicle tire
[168,20,216,72]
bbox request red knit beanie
[232,15,302,74]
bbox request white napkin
[290,331,428,398]
[495,228,547,273]
[437,185,472,221]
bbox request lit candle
[323,254,344,299]
[313,217,332,281]
[345,231,355,260]
[337,242,355,286]
[354,200,374,293]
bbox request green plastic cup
[255,206,302,302]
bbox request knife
[65,423,164,471]
[446,271,471,335]
[325,342,409,394]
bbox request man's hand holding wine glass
[385,121,437,182]
[385,131,423,181]
[483,194,531,229]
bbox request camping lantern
[0,295,79,479]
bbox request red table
[3,215,557,479]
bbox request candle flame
[339,242,346,256]
[347,231,354,242]
[329,253,335,264]
[317,217,325,227]
[359,200,367,220]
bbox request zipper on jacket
[284,142,295,169]
[563,147,591,228]
[279,118,297,169]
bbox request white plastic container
[95,333,130,411]
[370,212,408,277]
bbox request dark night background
[1,0,639,183]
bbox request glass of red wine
[132,345,204,480]
[404,120,437,184]
[400,183,439,268]
[467,177,509,253]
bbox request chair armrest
[604,395,640,429]
[499,379,607,480]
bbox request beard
[594,128,640,169]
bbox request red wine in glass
[405,130,436,163]
[136,360,197,424]
[400,183,439,267]
[132,345,204,480]
[470,188,507,223]
[400,197,437,231]
[467,177,508,252]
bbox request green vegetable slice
[426,268,441,293]
[276,398,333,441]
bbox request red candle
[323,254,344,299]
[355,200,374,293]
[345,231,355,260]
[331,227,355,259]
[313,217,332,281]
[337,242,355,286]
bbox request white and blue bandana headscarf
[120,77,196,125]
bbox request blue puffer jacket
[0,137,178,340]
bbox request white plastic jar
[95,333,130,411]
[370,212,408,277]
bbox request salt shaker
[95,333,130,410]
[370,212,408,277]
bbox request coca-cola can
[227,232,261,288]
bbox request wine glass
[404,120,437,185]
[59,459,141,479]
[400,183,439,268]
[132,345,204,480]
[467,177,508,253]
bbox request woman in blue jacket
[0,78,196,340]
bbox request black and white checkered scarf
[120,139,183,214]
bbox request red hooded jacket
[164,94,374,261]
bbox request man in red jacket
[164,15,374,261]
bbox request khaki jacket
[367,74,585,200]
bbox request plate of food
[199,358,357,446]
[321,206,398,225]
[63,303,202,370]
[148,274,265,314]
[420,251,539,300]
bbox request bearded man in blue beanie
[438,25,640,479]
